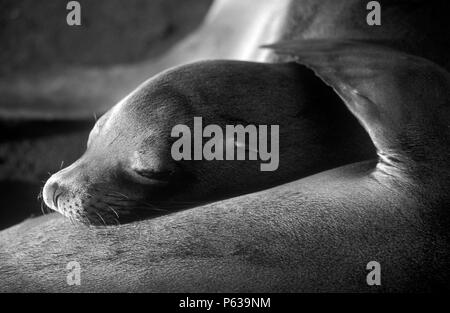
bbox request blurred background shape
[0,0,212,120]
[0,0,211,76]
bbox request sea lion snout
[43,150,179,225]
[43,156,124,224]
[43,160,91,221]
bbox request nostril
[53,186,62,208]
[43,179,62,210]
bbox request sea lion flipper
[266,39,450,169]
[264,40,397,115]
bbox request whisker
[40,199,47,216]
[94,212,107,227]
[109,191,130,199]
[106,205,120,220]
[83,215,92,228]
[104,194,129,201]
[153,200,204,205]
[67,213,75,226]
[129,205,168,213]
[37,189,43,200]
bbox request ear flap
[264,39,450,155]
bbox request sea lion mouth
[43,184,172,225]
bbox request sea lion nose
[43,177,62,211]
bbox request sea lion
[1,40,449,292]
[42,60,374,225]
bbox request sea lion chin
[43,60,375,225]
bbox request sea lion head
[43,60,374,225]
[42,64,210,225]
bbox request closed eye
[133,168,174,182]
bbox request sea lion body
[2,0,450,292]
[42,60,373,225]
[2,41,450,292]
[1,161,448,292]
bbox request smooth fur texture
[1,41,449,292]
